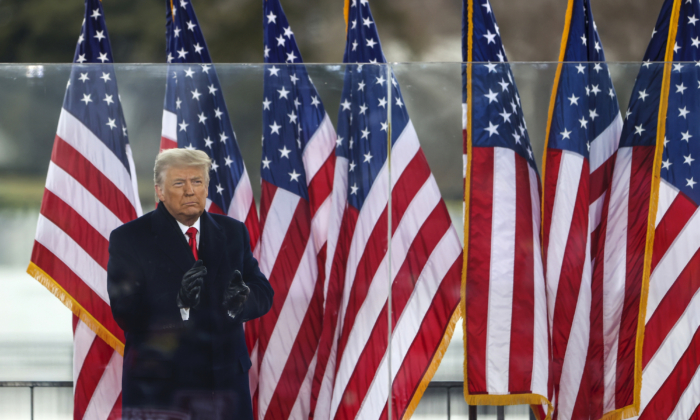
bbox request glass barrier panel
[0,62,389,419]
[0,61,665,419]
[391,61,650,419]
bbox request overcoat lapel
[151,203,196,273]
[198,211,225,284]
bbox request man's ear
[155,184,165,202]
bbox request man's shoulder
[110,209,155,240]
[208,212,246,232]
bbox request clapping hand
[223,270,250,319]
[177,260,207,309]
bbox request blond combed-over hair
[154,148,212,189]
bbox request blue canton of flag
[663,0,700,203]
[261,0,327,199]
[162,0,249,217]
[467,1,537,169]
[619,0,700,206]
[65,0,134,175]
[548,0,619,158]
[618,7,671,155]
[618,1,670,152]
[337,0,410,210]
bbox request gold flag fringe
[26,262,125,356]
[402,305,461,420]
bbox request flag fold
[541,0,624,419]
[623,0,700,417]
[27,0,142,417]
[311,1,462,419]
[251,0,337,418]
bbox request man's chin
[180,207,204,218]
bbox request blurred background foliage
[0,0,662,209]
[0,0,662,64]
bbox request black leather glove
[177,260,206,309]
[223,270,250,319]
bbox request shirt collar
[176,217,201,236]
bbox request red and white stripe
[585,142,656,418]
[160,109,178,152]
[313,121,462,420]
[310,146,349,420]
[464,146,548,400]
[30,107,142,419]
[543,115,621,420]
[253,114,336,420]
[629,178,700,419]
[73,316,123,420]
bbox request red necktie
[186,227,199,260]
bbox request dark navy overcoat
[107,203,273,420]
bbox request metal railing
[0,381,72,420]
[0,381,536,420]
[426,381,537,420]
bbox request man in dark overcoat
[107,148,273,420]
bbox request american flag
[26,0,142,418]
[311,1,462,419]
[461,0,551,416]
[621,0,700,417]
[160,0,260,249]
[252,0,337,418]
[541,0,624,418]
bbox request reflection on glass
[0,62,653,418]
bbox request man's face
[155,165,208,226]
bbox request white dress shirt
[177,218,200,321]
[176,218,201,249]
